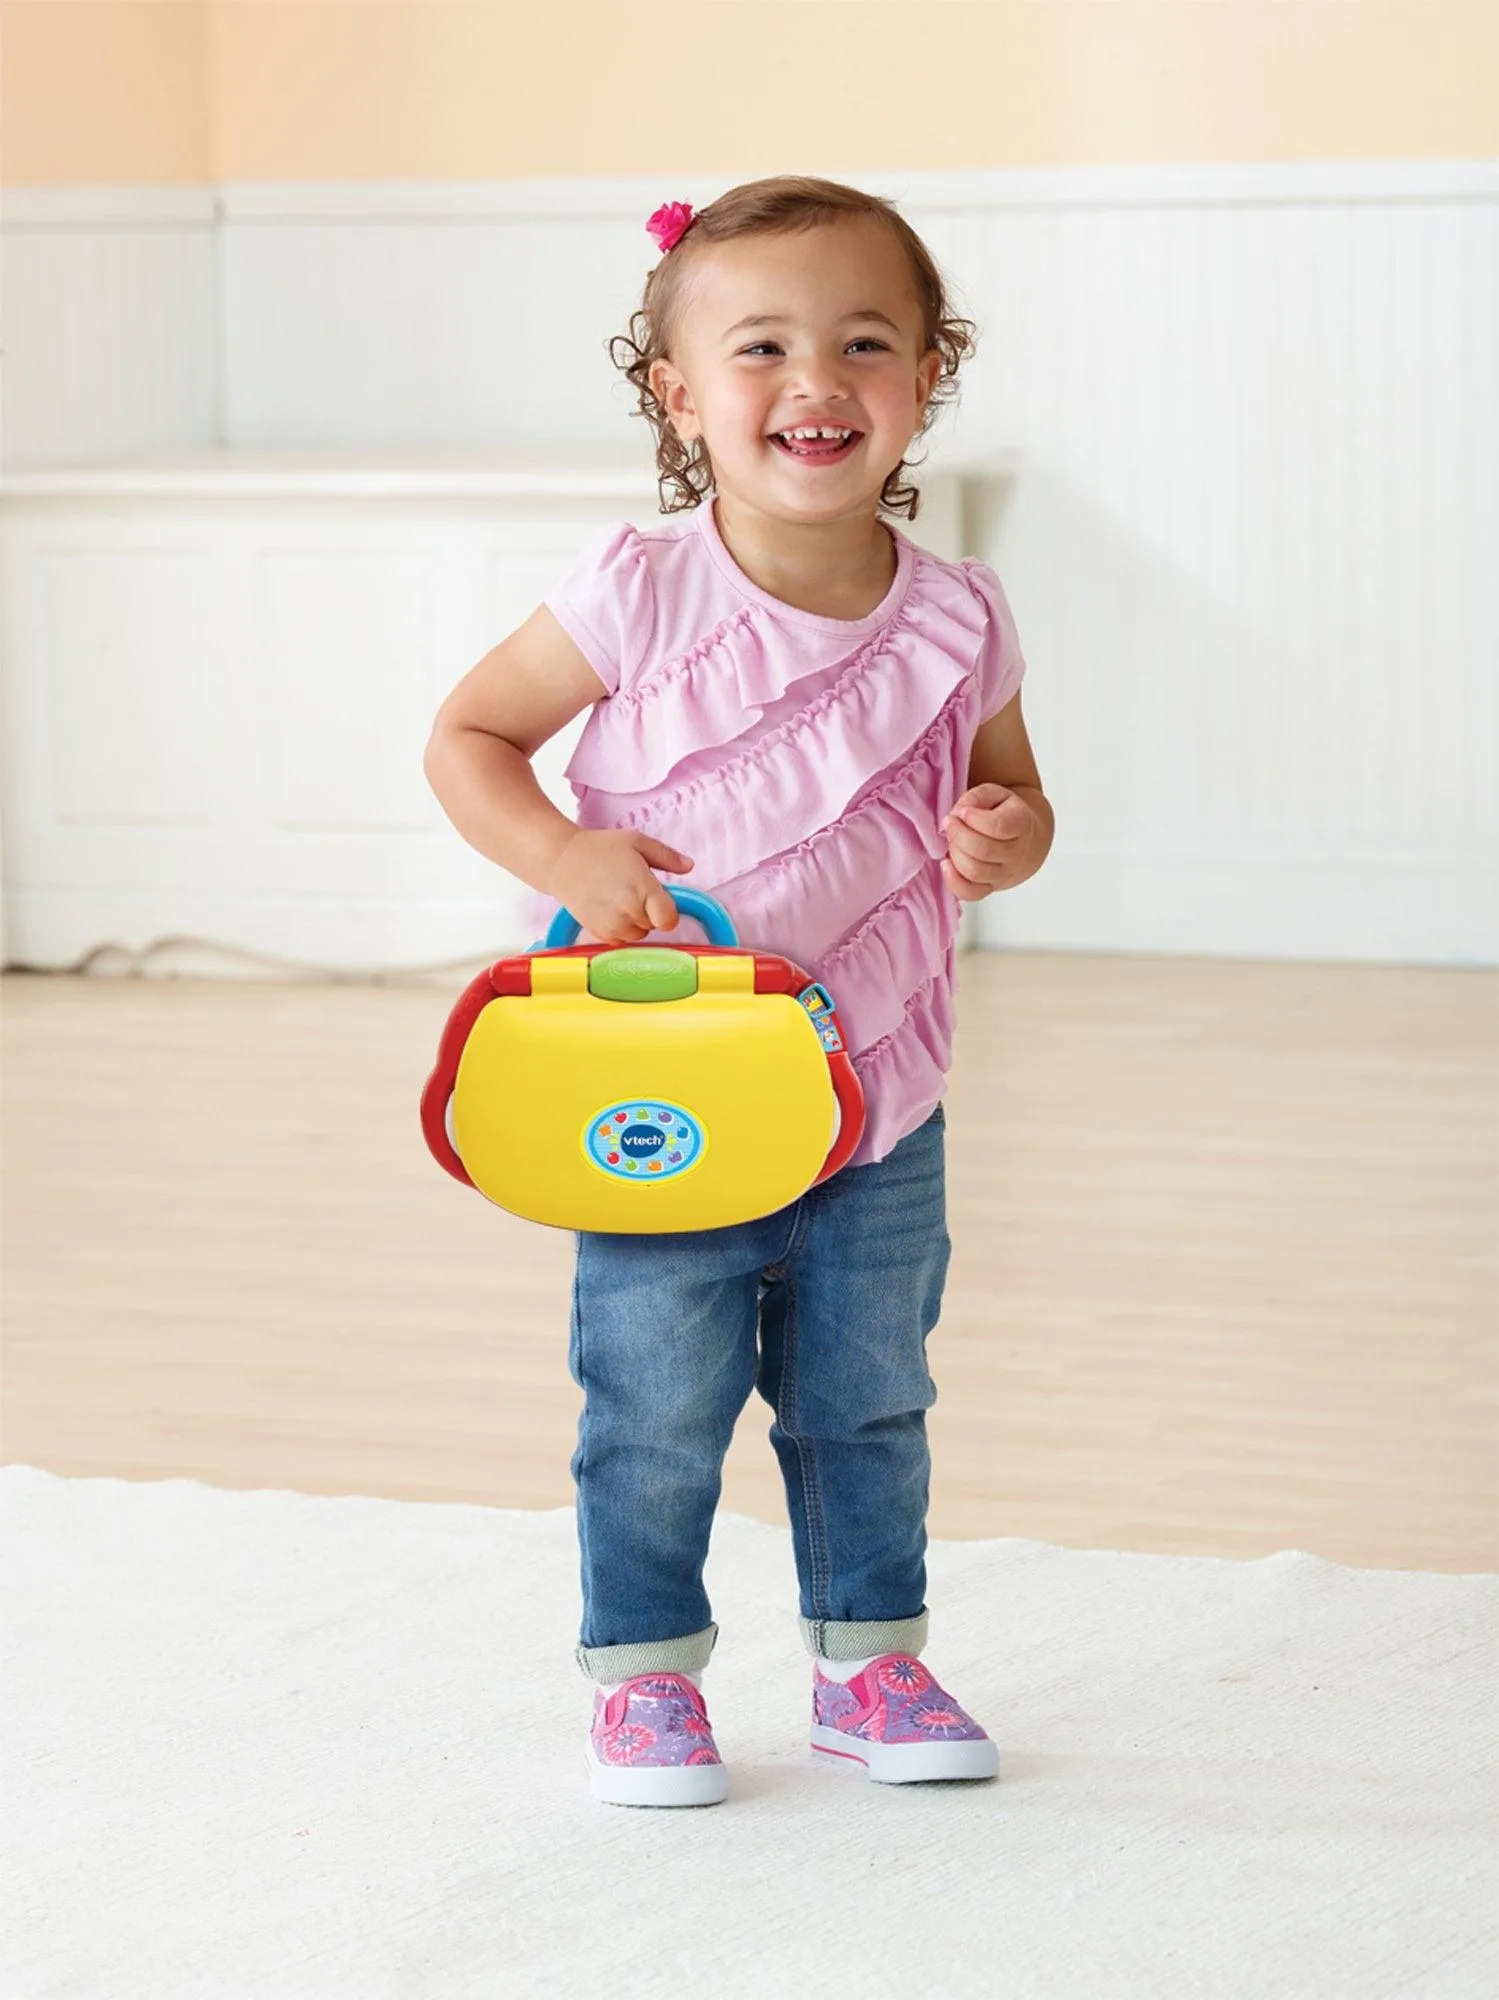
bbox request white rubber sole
[810,1726,1000,1784]
[585,1738,728,1807]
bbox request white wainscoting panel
[3,473,963,972]
[1,188,219,471]
[929,191,1499,963]
[3,166,1494,964]
[258,548,440,832]
[0,490,563,969]
[0,465,965,974]
[39,548,215,827]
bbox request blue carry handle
[539,887,740,952]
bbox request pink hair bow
[646,201,696,253]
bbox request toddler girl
[425,175,1054,1807]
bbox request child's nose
[786,355,852,400]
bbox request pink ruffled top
[538,496,1026,1168]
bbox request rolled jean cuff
[799,1608,930,1662]
[575,1623,718,1684]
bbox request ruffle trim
[850,946,957,1073]
[818,866,958,1057]
[566,546,990,823]
[666,676,974,925]
[563,604,765,788]
[845,968,958,1167]
[590,671,975,893]
[572,598,947,810]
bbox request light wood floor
[2,954,1494,1573]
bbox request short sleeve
[542,521,656,698]
[961,558,1027,723]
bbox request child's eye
[738,340,891,358]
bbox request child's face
[649,219,944,523]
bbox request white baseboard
[0,890,534,979]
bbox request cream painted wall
[3,0,1495,187]
[2,0,212,184]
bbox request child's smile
[768,424,863,465]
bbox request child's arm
[424,605,694,943]
[941,690,1054,899]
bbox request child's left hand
[940,784,1043,901]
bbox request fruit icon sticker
[585,1099,705,1184]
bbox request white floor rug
[3,1466,1495,2000]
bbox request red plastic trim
[420,965,503,1185]
[752,954,800,993]
[814,1051,865,1184]
[490,956,535,996]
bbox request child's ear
[649,359,701,443]
[915,347,943,417]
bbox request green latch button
[588,948,699,1002]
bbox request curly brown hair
[608,176,977,522]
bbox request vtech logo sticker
[586,1099,704,1183]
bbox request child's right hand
[546,829,695,944]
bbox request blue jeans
[567,1103,950,1681]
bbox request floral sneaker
[586,1672,727,1807]
[811,1654,999,1783]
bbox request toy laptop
[421,890,865,1233]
